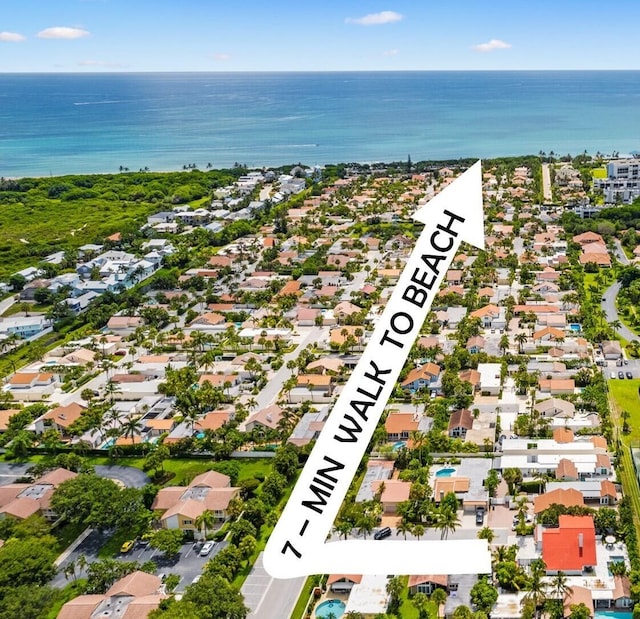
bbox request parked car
[200,541,215,556]
[374,526,392,540]
[192,574,202,584]
[610,371,617,379]
[619,371,625,379]
[475,507,485,525]
[120,540,135,554]
[626,372,633,379]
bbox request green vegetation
[0,168,241,279]
[609,379,640,444]
[592,167,608,179]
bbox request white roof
[344,574,390,616]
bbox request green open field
[609,378,640,444]
[592,168,608,179]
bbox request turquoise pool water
[392,440,407,451]
[196,432,205,439]
[569,323,581,332]
[316,600,346,619]
[595,611,631,619]
[101,438,116,449]
[435,467,456,477]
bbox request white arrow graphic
[264,161,491,579]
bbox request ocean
[1,71,639,178]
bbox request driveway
[0,463,149,488]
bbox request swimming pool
[595,611,631,619]
[569,323,582,332]
[315,599,346,619]
[101,438,116,449]
[392,440,407,451]
[435,467,456,477]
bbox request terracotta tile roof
[542,515,596,572]
[448,409,473,431]
[57,595,106,619]
[8,372,53,386]
[189,470,230,489]
[385,412,419,435]
[433,478,470,498]
[195,411,232,432]
[106,570,161,597]
[600,480,617,498]
[327,574,363,586]
[401,362,440,387]
[563,586,594,618]
[534,488,584,514]
[408,574,448,588]
[0,409,21,432]
[371,479,411,503]
[553,427,575,443]
[42,402,85,428]
[556,458,579,480]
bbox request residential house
[408,575,448,596]
[34,402,86,436]
[327,575,363,593]
[0,468,77,521]
[448,409,474,439]
[370,479,411,514]
[466,336,485,354]
[533,487,585,515]
[401,362,441,393]
[151,471,240,538]
[384,411,432,442]
[58,571,165,619]
[534,398,575,419]
[538,378,575,394]
[470,304,506,330]
[477,363,502,395]
[541,515,597,575]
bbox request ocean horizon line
[2,68,640,76]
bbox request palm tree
[431,588,448,619]
[396,519,412,540]
[522,559,549,618]
[121,415,143,444]
[550,571,572,603]
[412,523,425,540]
[436,506,461,540]
[477,526,495,543]
[515,332,528,353]
[194,510,216,540]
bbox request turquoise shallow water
[1,71,640,177]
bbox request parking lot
[53,532,226,591]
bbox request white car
[200,541,215,557]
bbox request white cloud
[383,49,399,57]
[78,60,125,68]
[472,39,512,53]
[345,11,403,26]
[0,31,26,42]
[37,26,90,40]
[213,53,231,61]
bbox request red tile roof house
[58,570,166,619]
[370,479,411,514]
[151,471,240,539]
[34,402,86,436]
[541,515,597,575]
[401,362,441,393]
[384,411,420,442]
[408,574,449,596]
[327,574,362,593]
[0,467,77,521]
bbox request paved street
[0,463,149,487]
[242,552,305,619]
[601,282,637,342]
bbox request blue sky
[2,0,640,72]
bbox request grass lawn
[46,581,87,619]
[608,379,640,444]
[290,576,319,619]
[396,576,438,619]
[592,168,608,179]
[53,520,88,553]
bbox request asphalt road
[242,552,305,619]
[0,463,149,488]
[52,534,225,590]
[601,282,638,342]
